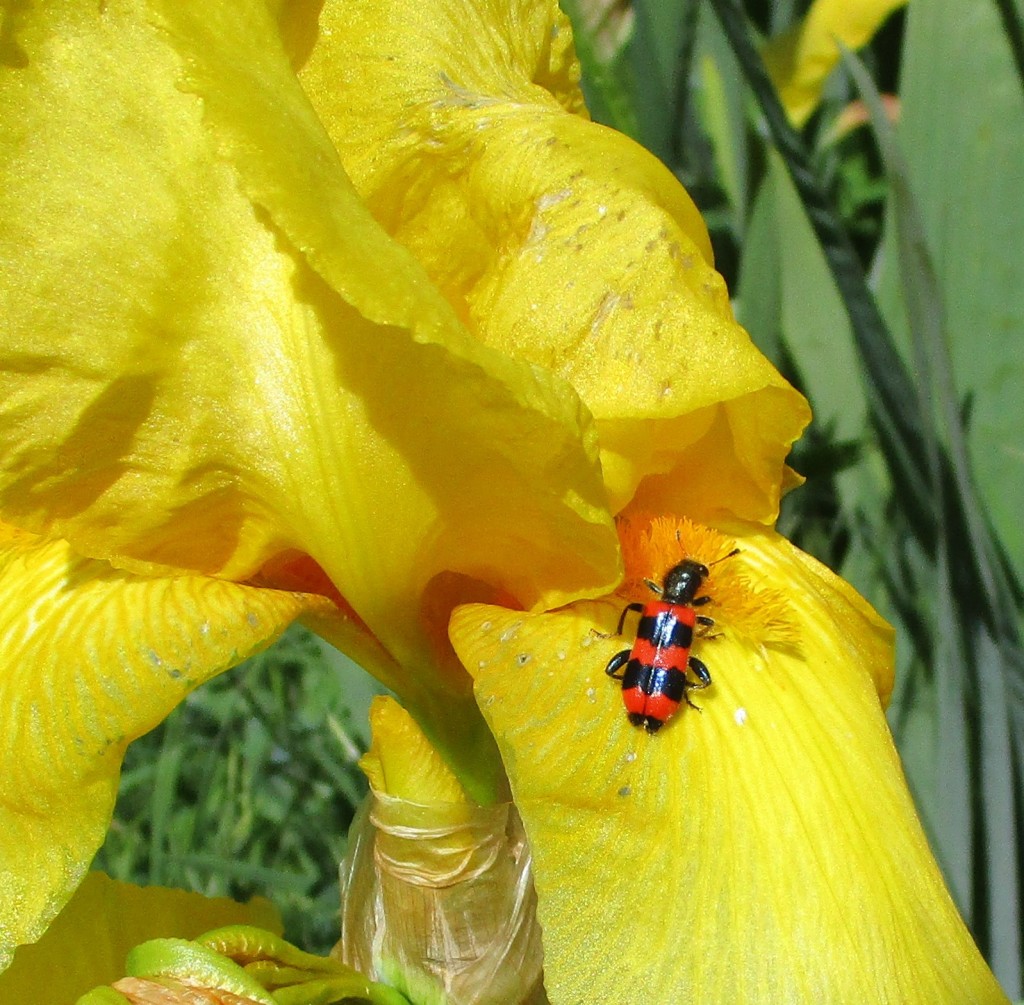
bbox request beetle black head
[659,559,710,605]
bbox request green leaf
[695,0,761,229]
[873,0,1024,573]
[627,0,686,158]
[737,149,864,439]
[842,7,1024,989]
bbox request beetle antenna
[707,548,740,568]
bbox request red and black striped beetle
[605,551,737,733]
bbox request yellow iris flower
[763,0,909,126]
[0,1,1006,1003]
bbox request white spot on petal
[499,622,522,642]
[537,187,572,212]
[734,707,748,726]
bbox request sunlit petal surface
[0,873,280,1004]
[359,696,469,803]
[764,0,909,126]
[450,522,1007,1003]
[0,0,620,678]
[296,0,810,520]
[0,526,328,969]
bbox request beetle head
[660,559,710,604]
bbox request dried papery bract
[336,794,545,1005]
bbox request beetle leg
[687,655,712,689]
[681,685,704,711]
[615,602,645,636]
[695,614,723,642]
[679,656,712,711]
[605,650,631,679]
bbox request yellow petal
[1,1,299,580]
[0,1,619,612]
[360,697,470,804]
[449,521,1007,1003]
[764,0,909,127]
[298,0,810,521]
[152,1,620,607]
[0,873,280,1004]
[0,2,622,793]
[0,525,329,970]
